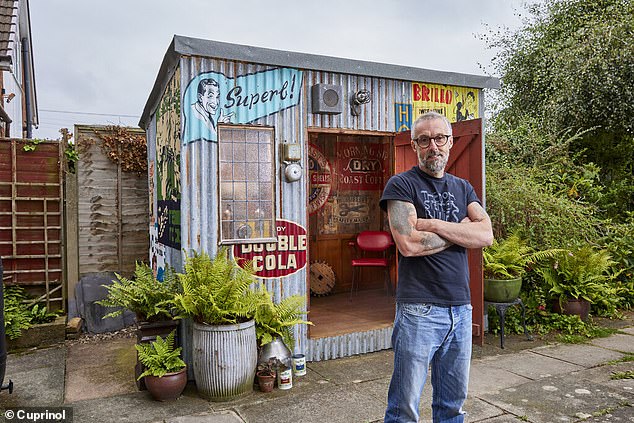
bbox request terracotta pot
[256,372,276,392]
[144,367,187,401]
[135,319,180,390]
[484,278,522,303]
[553,298,591,321]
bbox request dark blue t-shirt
[379,166,481,305]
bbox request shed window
[218,125,276,244]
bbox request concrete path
[0,321,632,422]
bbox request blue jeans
[384,303,472,423]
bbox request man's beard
[422,151,448,174]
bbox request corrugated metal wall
[74,126,149,277]
[178,58,311,355]
[144,57,412,361]
[305,70,410,132]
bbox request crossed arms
[387,200,493,257]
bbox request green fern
[171,248,262,325]
[253,286,312,347]
[135,330,185,379]
[3,286,32,340]
[97,262,180,322]
[483,233,564,279]
[537,246,620,303]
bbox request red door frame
[393,119,485,345]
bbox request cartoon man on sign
[190,78,234,139]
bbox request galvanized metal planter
[192,319,257,401]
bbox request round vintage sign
[233,219,307,279]
[308,144,332,215]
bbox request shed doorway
[306,119,484,344]
[306,131,396,339]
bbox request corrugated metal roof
[140,35,500,128]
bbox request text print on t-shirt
[420,190,459,222]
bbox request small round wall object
[285,163,302,182]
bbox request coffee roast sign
[233,219,307,279]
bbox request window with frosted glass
[218,125,276,244]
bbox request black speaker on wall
[311,84,343,115]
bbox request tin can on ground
[278,368,293,390]
[292,354,306,376]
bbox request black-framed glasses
[413,135,451,148]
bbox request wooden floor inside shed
[308,289,396,339]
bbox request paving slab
[621,327,634,336]
[65,336,138,403]
[582,403,634,422]
[306,349,394,384]
[0,347,65,408]
[479,374,633,423]
[528,343,625,369]
[234,383,386,423]
[469,362,532,395]
[69,385,212,423]
[163,410,244,423]
[477,350,584,380]
[590,334,634,353]
[576,361,634,398]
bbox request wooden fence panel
[71,125,149,278]
[0,138,64,309]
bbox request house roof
[0,0,17,69]
[140,35,500,128]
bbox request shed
[140,35,499,361]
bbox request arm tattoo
[420,232,452,250]
[389,200,452,252]
[388,201,414,236]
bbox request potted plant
[536,245,619,320]
[253,287,312,349]
[97,261,180,323]
[483,233,562,302]
[97,262,181,388]
[135,330,187,401]
[255,357,283,393]
[170,248,266,401]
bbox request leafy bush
[486,163,600,249]
[3,286,60,340]
[171,248,264,325]
[483,233,563,279]
[253,287,311,347]
[536,246,621,307]
[98,262,180,322]
[135,330,185,379]
[3,287,33,340]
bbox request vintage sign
[337,142,388,191]
[182,67,303,144]
[411,82,479,124]
[308,144,332,215]
[395,83,480,131]
[233,219,307,279]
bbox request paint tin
[277,368,293,390]
[292,354,306,376]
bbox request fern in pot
[170,248,265,401]
[483,233,563,302]
[536,245,619,320]
[135,330,187,401]
[97,262,180,323]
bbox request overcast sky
[30,0,535,141]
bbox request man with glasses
[380,111,493,422]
